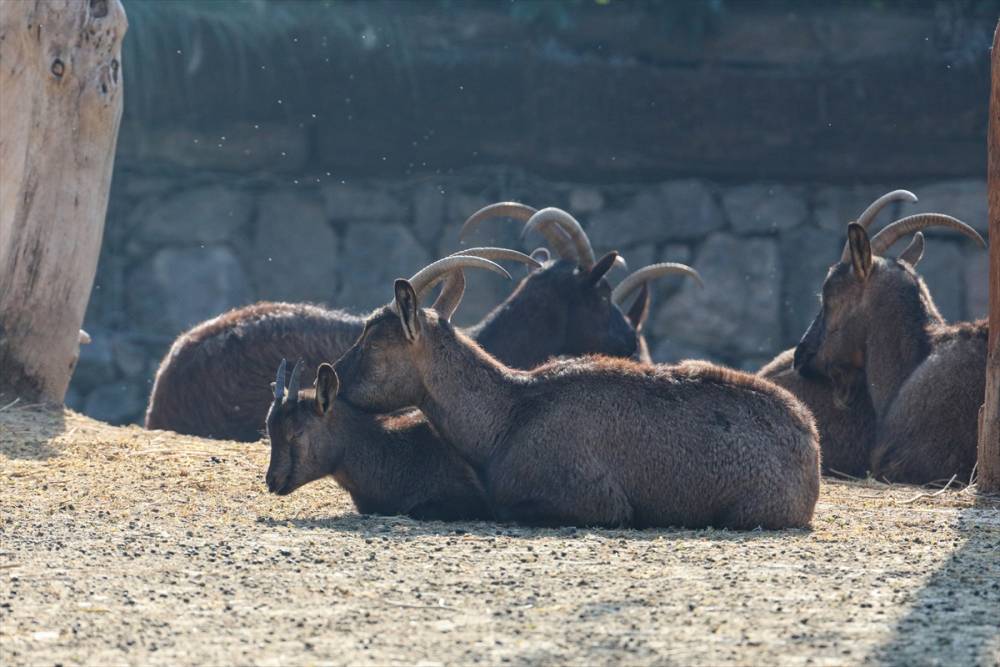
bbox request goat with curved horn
[840,189,918,262]
[612,263,704,307]
[869,213,985,256]
[521,207,596,269]
[792,208,988,484]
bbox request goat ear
[626,282,651,330]
[847,222,873,281]
[898,232,924,267]
[315,363,338,415]
[586,252,619,287]
[394,279,422,342]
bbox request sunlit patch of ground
[1,404,998,666]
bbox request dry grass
[1,404,998,666]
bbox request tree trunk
[979,21,1000,495]
[0,0,127,403]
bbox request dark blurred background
[72,0,998,424]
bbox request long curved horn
[407,256,511,303]
[286,360,303,404]
[522,208,596,268]
[612,263,704,306]
[870,213,985,256]
[459,202,537,241]
[856,189,918,229]
[459,201,578,261]
[840,189,918,262]
[418,247,541,310]
[274,359,287,401]
[447,247,542,269]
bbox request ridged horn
[431,270,467,321]
[417,247,541,312]
[286,360,303,404]
[522,207,596,268]
[274,359,287,401]
[447,247,543,269]
[612,263,704,306]
[841,189,918,262]
[407,256,511,305]
[869,213,985,256]
[459,202,537,242]
[857,190,918,229]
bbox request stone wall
[70,161,989,425]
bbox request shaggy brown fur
[759,349,875,478]
[265,364,490,521]
[333,282,821,530]
[146,257,640,442]
[795,225,987,484]
[146,303,365,442]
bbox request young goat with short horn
[265,359,490,521]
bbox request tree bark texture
[0,0,126,403]
[979,20,1000,494]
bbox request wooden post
[980,21,1000,494]
[0,0,127,403]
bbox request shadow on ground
[0,401,65,461]
[869,494,1000,666]
[255,512,802,543]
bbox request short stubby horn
[459,202,538,242]
[869,213,985,256]
[612,263,704,306]
[287,360,304,403]
[274,359,287,401]
[840,189,918,262]
[521,207,596,269]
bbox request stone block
[779,227,842,346]
[913,240,966,323]
[723,184,807,233]
[133,185,253,245]
[323,182,406,223]
[588,180,725,247]
[338,223,432,313]
[127,246,251,335]
[653,233,782,359]
[251,190,339,305]
[412,182,447,244]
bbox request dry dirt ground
[1,404,998,667]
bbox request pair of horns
[839,189,985,260]
[459,202,599,269]
[408,247,540,320]
[612,263,704,306]
[839,190,917,262]
[274,359,304,403]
